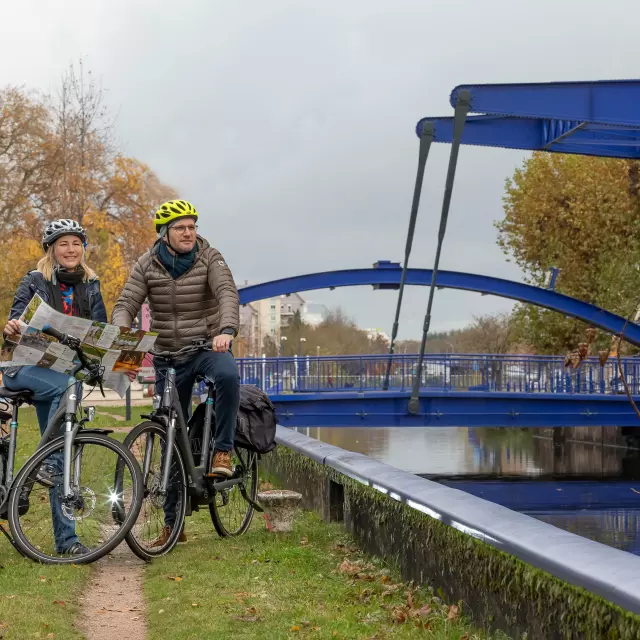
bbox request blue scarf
[157,241,197,279]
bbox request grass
[0,407,91,639]
[143,507,508,640]
[89,404,153,429]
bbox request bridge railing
[235,353,640,395]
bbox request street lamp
[280,336,287,357]
[299,336,307,357]
[445,341,455,354]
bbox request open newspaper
[0,295,158,398]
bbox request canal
[294,425,640,555]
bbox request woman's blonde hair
[36,245,97,282]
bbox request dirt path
[77,542,146,640]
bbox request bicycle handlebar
[41,327,96,379]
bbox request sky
[1,0,638,338]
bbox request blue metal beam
[239,266,640,347]
[271,390,640,427]
[415,115,640,159]
[450,80,640,126]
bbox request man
[113,198,239,497]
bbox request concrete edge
[275,425,640,614]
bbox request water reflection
[296,425,640,555]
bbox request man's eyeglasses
[171,224,198,235]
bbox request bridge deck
[270,389,640,427]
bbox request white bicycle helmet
[42,219,87,251]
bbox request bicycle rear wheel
[8,432,143,564]
[117,421,187,561]
[209,447,258,537]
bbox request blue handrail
[234,353,640,395]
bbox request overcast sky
[1,1,637,338]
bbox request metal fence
[234,353,640,395]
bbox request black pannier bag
[188,384,277,461]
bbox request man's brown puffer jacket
[112,237,239,352]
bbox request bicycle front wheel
[8,432,143,564]
[118,421,188,561]
[209,447,258,537]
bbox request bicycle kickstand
[0,522,17,548]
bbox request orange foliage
[0,66,176,320]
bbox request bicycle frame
[152,366,247,505]
[159,367,206,497]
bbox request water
[296,425,640,556]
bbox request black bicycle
[0,327,143,564]
[115,341,261,561]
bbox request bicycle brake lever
[99,380,106,398]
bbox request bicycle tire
[8,432,143,565]
[209,447,258,537]
[119,421,187,561]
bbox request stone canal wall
[263,426,640,639]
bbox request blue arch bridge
[231,262,640,428]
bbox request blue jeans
[154,350,239,528]
[5,366,79,553]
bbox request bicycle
[0,326,144,564]
[115,340,262,561]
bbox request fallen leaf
[358,589,374,603]
[158,609,165,614]
[39,576,46,582]
[192,603,200,607]
[300,537,308,545]
[52,601,65,606]
[414,605,431,618]
[447,604,460,621]
[291,626,301,632]
[380,575,391,583]
[337,559,362,576]
[313,627,321,632]
[392,608,408,624]
[47,635,55,639]
[382,584,401,596]
[167,575,183,582]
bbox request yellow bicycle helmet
[154,200,198,232]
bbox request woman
[2,219,107,556]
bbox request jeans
[4,366,79,553]
[154,350,239,528]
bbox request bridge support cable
[383,123,435,390]
[409,90,471,415]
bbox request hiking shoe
[64,542,91,556]
[150,525,187,547]
[208,451,233,478]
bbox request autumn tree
[497,152,640,353]
[279,308,389,356]
[0,62,176,320]
[456,313,514,354]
